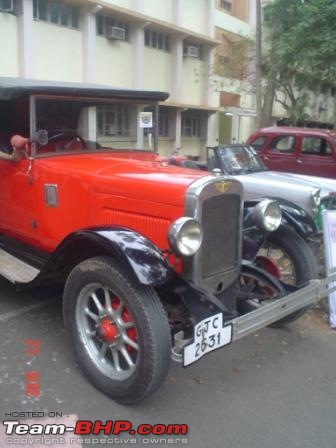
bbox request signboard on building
[139,112,153,128]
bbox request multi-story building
[0,0,254,158]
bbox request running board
[171,272,336,363]
[0,248,40,283]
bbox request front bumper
[172,272,336,364]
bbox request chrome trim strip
[44,184,59,208]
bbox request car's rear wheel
[63,256,171,404]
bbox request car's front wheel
[63,256,171,404]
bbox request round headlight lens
[168,217,203,256]
[252,199,282,232]
[311,189,321,207]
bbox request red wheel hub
[111,297,138,351]
[256,255,281,278]
[100,318,118,343]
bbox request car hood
[235,170,334,199]
[278,172,336,196]
[37,152,208,208]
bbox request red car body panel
[0,150,206,253]
[247,127,336,177]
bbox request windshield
[33,97,157,155]
[217,145,267,175]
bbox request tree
[261,0,336,127]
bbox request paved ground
[1,277,336,448]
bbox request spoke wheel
[256,226,318,288]
[63,256,171,404]
[77,284,139,381]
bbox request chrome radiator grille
[184,176,243,293]
[201,194,240,279]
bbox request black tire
[256,226,318,324]
[63,256,171,404]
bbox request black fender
[32,227,171,287]
[275,198,318,238]
[244,198,317,240]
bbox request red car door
[296,134,336,178]
[261,134,298,172]
[0,156,38,246]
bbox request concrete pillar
[81,5,97,83]
[231,111,239,143]
[207,113,219,147]
[207,0,216,38]
[135,105,144,149]
[171,36,183,103]
[174,109,182,153]
[18,0,33,78]
[133,0,144,12]
[130,25,145,89]
[173,0,183,26]
[203,45,215,107]
[249,0,257,28]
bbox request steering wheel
[46,132,87,152]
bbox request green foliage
[262,0,336,125]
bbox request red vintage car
[0,77,333,404]
[247,127,336,178]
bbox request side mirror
[34,129,48,146]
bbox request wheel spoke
[100,342,108,358]
[122,335,139,351]
[111,349,121,371]
[103,288,114,316]
[114,300,123,318]
[85,328,97,336]
[84,307,99,323]
[120,320,135,330]
[91,292,104,314]
[120,346,135,367]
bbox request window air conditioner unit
[106,26,126,41]
[2,0,14,12]
[184,45,199,58]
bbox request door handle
[297,159,303,163]
[263,156,269,160]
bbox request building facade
[0,0,254,158]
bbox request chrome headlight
[311,188,321,207]
[252,199,282,232]
[168,217,203,256]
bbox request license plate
[183,313,232,367]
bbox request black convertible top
[0,77,170,102]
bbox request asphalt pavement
[1,276,336,448]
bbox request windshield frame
[213,145,267,175]
[29,94,160,158]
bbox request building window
[97,105,130,138]
[0,0,16,13]
[33,0,80,29]
[96,15,129,41]
[219,0,232,12]
[145,29,170,52]
[159,108,169,137]
[182,111,201,138]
